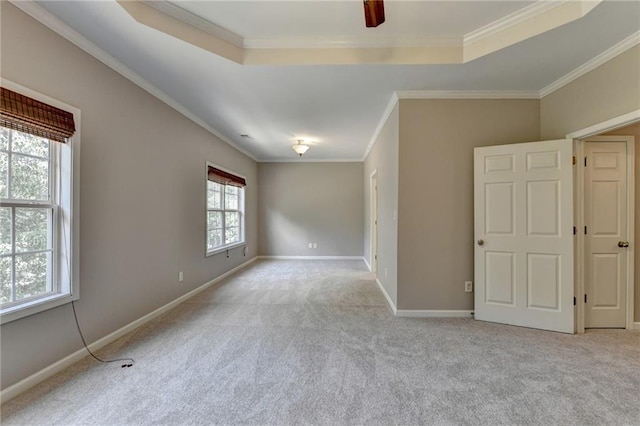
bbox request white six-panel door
[584,141,628,328]
[474,140,574,333]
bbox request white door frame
[567,110,638,333]
[370,169,378,273]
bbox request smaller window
[206,164,245,255]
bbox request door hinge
[573,226,576,235]
[584,294,587,303]
[584,226,587,235]
[573,296,576,306]
[375,254,377,260]
[584,156,587,167]
[572,156,576,165]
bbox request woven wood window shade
[0,87,76,143]
[208,166,246,187]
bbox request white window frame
[205,162,245,257]
[0,80,80,324]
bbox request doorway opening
[370,170,378,274]
[569,112,638,333]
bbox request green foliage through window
[206,178,243,252]
[1,128,54,305]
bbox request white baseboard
[396,310,474,318]
[372,279,472,319]
[257,255,364,260]
[0,257,257,404]
[632,322,640,330]
[363,257,371,271]
[375,278,397,315]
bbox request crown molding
[362,92,399,161]
[9,0,258,162]
[463,0,601,62]
[464,1,568,46]
[117,0,599,66]
[143,1,454,51]
[540,31,640,98]
[142,0,244,48]
[11,0,638,163]
[244,36,460,50]
[396,90,541,100]
[362,89,540,162]
[258,158,363,163]
[117,0,243,64]
[566,109,640,140]
[140,0,460,50]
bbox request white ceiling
[175,1,536,45]
[23,1,640,161]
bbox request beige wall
[541,45,640,139]
[604,123,640,322]
[257,162,363,256]
[397,99,541,310]
[1,3,257,389]
[364,105,399,307]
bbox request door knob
[477,239,485,246]
[618,241,629,248]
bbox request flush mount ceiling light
[292,139,310,157]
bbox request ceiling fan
[363,0,385,28]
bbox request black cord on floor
[71,300,135,368]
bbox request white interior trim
[566,110,640,140]
[0,257,258,404]
[463,0,601,63]
[396,90,540,100]
[118,0,592,64]
[376,278,397,315]
[633,322,640,330]
[363,257,371,272]
[258,158,363,163]
[12,1,639,162]
[465,1,568,46]
[396,310,474,318]
[541,31,640,98]
[9,0,258,162]
[626,137,635,330]
[363,89,540,163]
[142,0,244,48]
[257,256,365,261]
[0,79,81,325]
[245,36,459,50]
[362,93,399,161]
[574,139,586,333]
[369,169,379,274]
[575,135,636,332]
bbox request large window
[206,164,245,255]
[0,84,78,324]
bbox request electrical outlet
[465,281,473,293]
[313,243,318,248]
[308,243,313,248]
[179,271,184,282]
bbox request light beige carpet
[2,259,639,425]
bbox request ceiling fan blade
[364,0,385,28]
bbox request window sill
[206,241,245,257]
[0,293,76,325]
